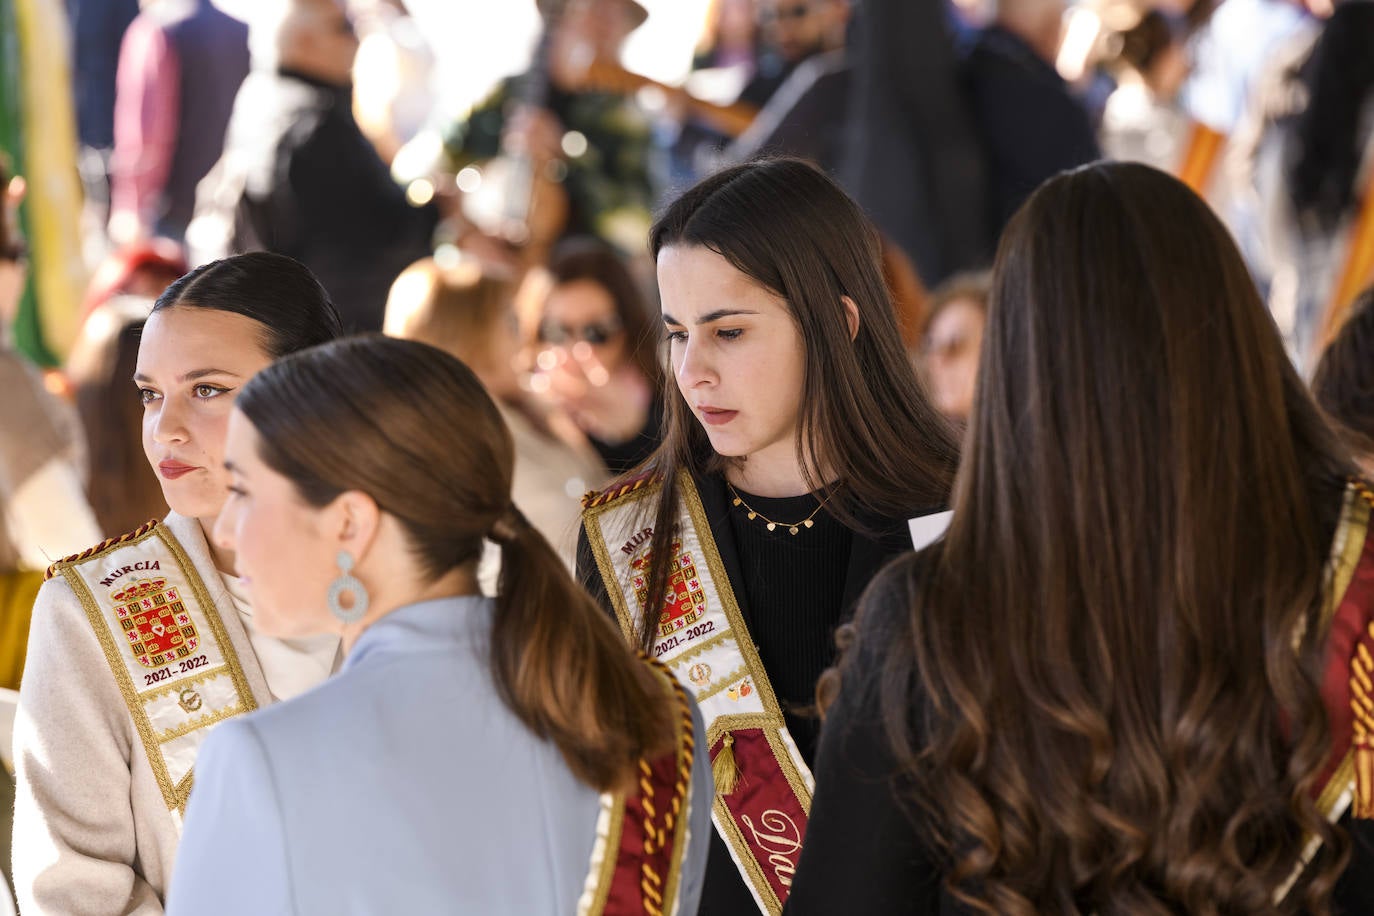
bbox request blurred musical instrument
[561,54,759,138]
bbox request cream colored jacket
[11,513,275,915]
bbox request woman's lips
[697,407,738,427]
[158,461,200,480]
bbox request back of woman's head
[1313,285,1374,465]
[383,256,514,372]
[237,335,673,789]
[647,156,958,516]
[153,251,343,358]
[860,161,1351,914]
[67,296,167,535]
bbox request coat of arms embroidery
[111,576,200,669]
[630,540,706,637]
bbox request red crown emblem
[112,576,168,603]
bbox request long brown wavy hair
[825,162,1354,914]
[238,335,675,791]
[628,158,959,650]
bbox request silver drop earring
[327,550,369,624]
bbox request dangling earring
[328,550,369,624]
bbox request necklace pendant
[789,526,799,535]
[731,497,742,507]
[766,522,776,531]
[748,511,757,520]
[803,519,814,528]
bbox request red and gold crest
[630,540,706,638]
[110,577,199,669]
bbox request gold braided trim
[582,470,663,510]
[636,653,696,916]
[45,519,159,581]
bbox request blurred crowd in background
[0,0,1370,690]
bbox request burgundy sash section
[717,728,808,902]
[604,749,689,915]
[1315,493,1374,807]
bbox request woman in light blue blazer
[166,336,711,915]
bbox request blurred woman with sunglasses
[532,237,664,474]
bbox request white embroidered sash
[47,520,257,817]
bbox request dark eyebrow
[132,368,244,384]
[661,309,760,327]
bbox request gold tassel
[713,733,739,798]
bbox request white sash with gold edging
[46,520,258,820]
[584,471,812,915]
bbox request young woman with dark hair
[13,251,344,914]
[165,335,710,914]
[535,237,666,474]
[786,162,1374,915]
[578,157,959,914]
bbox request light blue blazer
[166,596,712,915]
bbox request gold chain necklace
[726,482,839,536]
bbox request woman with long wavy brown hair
[786,162,1374,915]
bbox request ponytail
[238,336,673,792]
[489,507,676,791]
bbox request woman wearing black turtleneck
[577,159,957,914]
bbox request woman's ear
[841,296,861,341]
[324,490,382,564]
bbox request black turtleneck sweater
[724,486,854,765]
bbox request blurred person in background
[1312,285,1374,473]
[724,0,852,174]
[665,0,763,185]
[67,0,141,262]
[1098,8,1195,171]
[962,0,1102,239]
[740,0,845,108]
[695,0,763,73]
[918,270,990,426]
[839,0,990,286]
[0,165,101,693]
[532,237,664,475]
[350,0,438,166]
[195,0,447,331]
[107,0,249,247]
[441,0,657,263]
[1244,0,1374,372]
[80,239,187,322]
[384,255,607,573]
[66,295,169,538]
